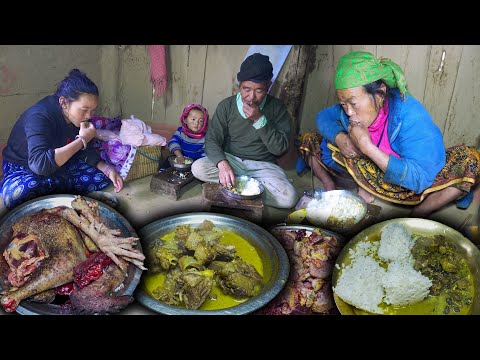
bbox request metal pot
[135,212,289,315]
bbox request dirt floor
[0,168,478,315]
[77,168,479,234]
[0,168,478,242]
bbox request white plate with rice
[331,218,480,315]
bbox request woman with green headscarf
[299,51,480,217]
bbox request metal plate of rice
[332,218,480,315]
[221,175,265,200]
[303,190,367,232]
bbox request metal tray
[221,175,265,200]
[0,194,143,315]
[332,218,480,315]
[134,212,289,315]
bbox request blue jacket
[2,95,101,176]
[316,89,446,194]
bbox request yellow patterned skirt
[299,131,480,205]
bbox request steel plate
[303,190,367,232]
[0,194,143,315]
[221,175,265,200]
[135,212,289,315]
[168,155,193,171]
[332,218,480,315]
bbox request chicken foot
[48,206,146,272]
[71,197,147,269]
[72,196,121,238]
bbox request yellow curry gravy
[142,230,264,310]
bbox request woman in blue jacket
[299,51,479,217]
[1,69,123,209]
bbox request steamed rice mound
[334,223,432,313]
[333,256,386,314]
[383,262,432,306]
[306,195,364,227]
[378,223,414,265]
[241,178,261,196]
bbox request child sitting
[168,103,209,164]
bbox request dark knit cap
[237,53,274,83]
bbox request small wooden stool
[201,183,264,223]
[150,168,198,200]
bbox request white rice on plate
[333,223,432,313]
[383,262,432,306]
[378,223,415,265]
[306,194,364,227]
[240,178,261,196]
[306,198,332,225]
[333,255,386,314]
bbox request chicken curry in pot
[142,220,264,310]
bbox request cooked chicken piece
[182,270,213,310]
[209,257,263,298]
[1,211,87,312]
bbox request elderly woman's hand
[335,132,362,159]
[348,120,373,154]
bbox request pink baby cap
[181,103,209,139]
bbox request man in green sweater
[191,53,298,209]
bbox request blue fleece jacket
[316,89,446,194]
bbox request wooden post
[271,45,312,170]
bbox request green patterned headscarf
[335,51,411,99]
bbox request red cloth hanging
[148,45,168,98]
